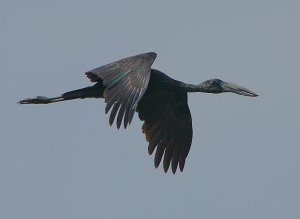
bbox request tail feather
[18,82,104,104]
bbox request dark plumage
[19,52,258,173]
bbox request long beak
[221,81,258,97]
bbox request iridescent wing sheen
[137,90,193,173]
[86,52,157,129]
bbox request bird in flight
[19,52,258,173]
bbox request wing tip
[85,72,100,82]
[143,52,157,60]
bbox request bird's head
[200,79,258,97]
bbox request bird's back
[145,69,181,95]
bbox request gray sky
[1,0,300,218]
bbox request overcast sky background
[1,1,300,219]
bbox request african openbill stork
[19,52,258,173]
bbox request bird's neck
[178,82,206,93]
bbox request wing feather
[86,52,157,128]
[137,90,193,173]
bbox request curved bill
[221,81,258,97]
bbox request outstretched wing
[137,90,193,173]
[86,52,157,129]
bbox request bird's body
[19,52,258,173]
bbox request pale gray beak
[221,81,258,97]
